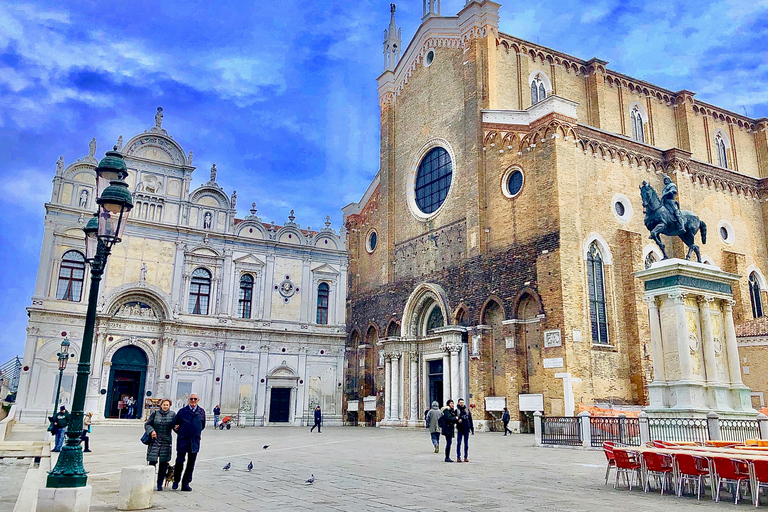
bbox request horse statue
[639,180,707,262]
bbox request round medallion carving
[278,279,296,298]
[713,337,723,354]
[688,333,699,352]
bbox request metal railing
[720,418,760,443]
[541,416,582,446]
[0,356,21,396]
[590,416,641,447]
[647,417,708,443]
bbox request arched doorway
[481,299,505,396]
[518,294,542,432]
[105,346,148,419]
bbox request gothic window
[55,250,85,301]
[530,75,547,105]
[316,282,329,324]
[631,106,645,143]
[715,133,729,168]
[749,272,763,319]
[415,147,452,214]
[238,274,254,319]
[386,320,400,337]
[425,304,444,334]
[188,268,211,315]
[587,243,609,344]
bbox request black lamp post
[47,147,133,488]
[50,337,71,428]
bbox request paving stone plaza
[1,425,747,511]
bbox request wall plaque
[544,329,562,348]
[543,357,564,369]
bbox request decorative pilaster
[698,296,719,383]
[449,344,461,401]
[643,296,665,383]
[384,354,392,421]
[390,352,401,420]
[670,292,693,381]
[442,352,450,405]
[409,353,418,421]
[722,300,743,386]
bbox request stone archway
[105,345,148,419]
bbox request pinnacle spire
[383,3,402,72]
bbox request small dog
[163,466,175,488]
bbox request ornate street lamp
[50,338,71,429]
[47,147,133,488]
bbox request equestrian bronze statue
[639,177,707,262]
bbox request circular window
[718,220,735,244]
[414,147,452,215]
[614,202,625,217]
[611,193,633,223]
[501,167,524,199]
[366,230,378,253]
[425,49,435,67]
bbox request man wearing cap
[51,405,70,452]
[171,394,206,491]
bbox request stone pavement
[37,425,745,511]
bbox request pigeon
[262,445,269,450]
[305,474,315,484]
[223,462,231,471]
[247,461,253,472]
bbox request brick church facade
[342,0,768,430]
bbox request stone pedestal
[117,466,154,510]
[635,258,757,418]
[36,486,91,512]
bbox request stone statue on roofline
[155,107,164,129]
[56,156,64,174]
[88,137,96,158]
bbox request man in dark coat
[171,394,206,491]
[310,405,322,433]
[441,399,458,462]
[51,406,70,452]
[455,399,474,462]
[502,407,512,435]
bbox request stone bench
[117,465,154,511]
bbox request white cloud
[0,168,51,213]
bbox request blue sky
[0,0,766,362]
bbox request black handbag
[140,431,152,445]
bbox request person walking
[310,405,322,433]
[441,399,458,462]
[145,399,176,491]
[456,399,474,462]
[51,406,70,452]
[502,407,512,436]
[213,404,221,429]
[126,396,136,419]
[426,401,442,453]
[80,412,93,452]
[171,394,205,491]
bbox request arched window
[631,106,645,143]
[587,243,609,344]
[715,133,728,168]
[415,147,452,215]
[749,272,763,319]
[188,268,211,315]
[425,304,444,334]
[316,282,330,324]
[56,250,85,301]
[386,320,400,338]
[530,75,547,105]
[644,252,657,269]
[238,274,254,318]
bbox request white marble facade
[16,110,348,425]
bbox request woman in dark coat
[145,398,175,491]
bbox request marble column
[391,352,400,420]
[449,345,460,401]
[671,292,693,381]
[458,342,468,401]
[644,296,665,382]
[699,296,719,383]
[384,355,392,421]
[409,353,418,421]
[442,353,451,404]
[723,300,743,385]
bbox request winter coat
[441,407,458,437]
[213,406,220,417]
[456,405,474,434]
[145,409,176,463]
[53,410,70,429]
[502,410,511,423]
[314,408,322,424]
[172,405,206,453]
[426,405,442,434]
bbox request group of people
[50,406,92,453]
[144,394,206,492]
[426,399,474,462]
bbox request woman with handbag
[144,399,175,491]
[80,412,93,452]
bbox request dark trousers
[503,421,512,435]
[150,460,169,488]
[444,435,453,460]
[310,420,321,432]
[457,431,469,459]
[174,451,198,485]
[430,432,440,447]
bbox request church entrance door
[268,388,291,423]
[105,346,148,419]
[428,359,443,407]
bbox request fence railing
[534,410,768,448]
[541,416,582,446]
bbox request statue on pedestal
[640,177,707,262]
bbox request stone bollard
[533,411,542,447]
[37,486,92,512]
[117,466,154,511]
[578,411,591,448]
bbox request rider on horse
[661,176,684,232]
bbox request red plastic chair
[652,440,677,449]
[602,442,617,485]
[643,451,673,495]
[752,459,768,507]
[712,456,751,504]
[614,449,642,490]
[674,452,710,500]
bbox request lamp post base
[47,441,88,488]
[37,485,91,512]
